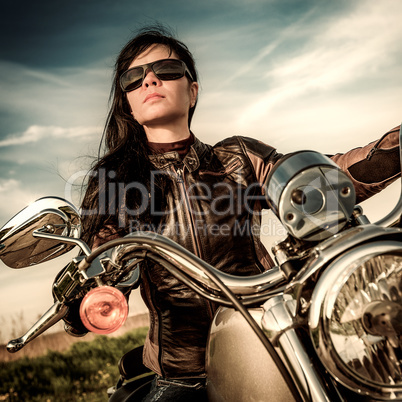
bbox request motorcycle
[1,127,402,401]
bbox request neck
[143,121,191,143]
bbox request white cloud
[0,60,110,132]
[0,179,41,225]
[219,6,318,88]
[0,125,99,147]
[186,1,400,150]
[0,61,69,90]
[235,0,402,129]
[0,178,19,192]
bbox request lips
[144,93,165,103]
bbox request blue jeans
[141,375,207,402]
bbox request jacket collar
[149,136,209,172]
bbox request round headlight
[310,241,402,399]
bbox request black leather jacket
[131,127,400,379]
[88,127,399,378]
[140,135,280,378]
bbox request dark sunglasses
[120,59,194,92]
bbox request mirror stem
[33,229,92,256]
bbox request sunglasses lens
[121,59,188,92]
[121,67,143,92]
[153,60,185,80]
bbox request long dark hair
[80,26,198,246]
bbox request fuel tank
[206,306,295,402]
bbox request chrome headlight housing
[309,241,402,399]
[266,151,356,241]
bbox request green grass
[0,327,148,401]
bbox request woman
[78,26,400,401]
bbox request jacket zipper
[173,166,215,321]
[173,166,203,259]
[142,267,166,377]
[153,166,213,375]
[366,131,391,160]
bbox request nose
[142,68,161,88]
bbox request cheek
[126,93,140,113]
[178,86,194,109]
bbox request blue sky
[0,0,402,342]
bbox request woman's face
[125,44,198,135]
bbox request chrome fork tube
[262,295,339,402]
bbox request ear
[189,82,199,107]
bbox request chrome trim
[109,232,287,295]
[6,301,69,352]
[262,295,336,402]
[266,151,355,241]
[156,247,285,295]
[309,240,402,399]
[278,167,354,241]
[0,196,81,268]
[267,151,340,208]
[33,229,91,256]
[289,225,402,289]
[309,241,402,328]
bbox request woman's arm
[237,125,400,205]
[330,125,400,203]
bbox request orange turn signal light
[79,286,128,334]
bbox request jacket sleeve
[330,125,400,203]
[239,125,400,205]
[236,136,283,190]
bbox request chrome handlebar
[7,124,401,353]
[6,231,287,353]
[101,231,286,296]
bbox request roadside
[0,313,149,362]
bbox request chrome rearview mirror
[0,196,81,269]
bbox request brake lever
[7,301,69,352]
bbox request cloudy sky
[0,0,401,342]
